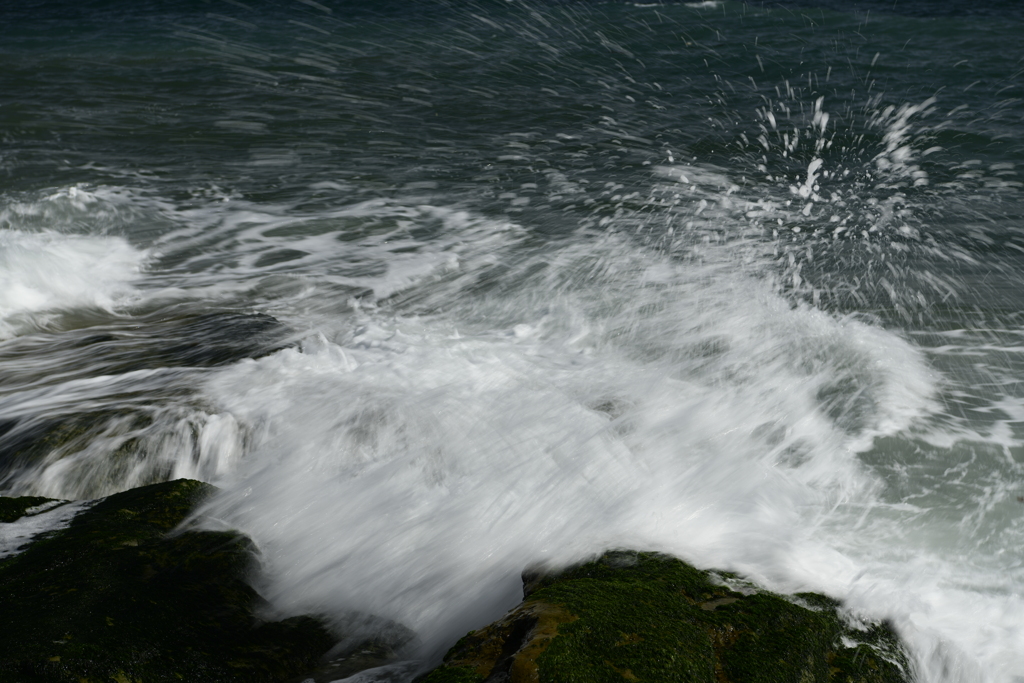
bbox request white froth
[0,228,146,337]
[193,232,941,659]
[0,500,90,560]
[149,199,524,306]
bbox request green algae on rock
[422,551,911,683]
[0,479,335,683]
[0,495,63,524]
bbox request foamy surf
[0,185,156,336]
[0,228,146,338]
[184,227,943,664]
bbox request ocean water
[2,0,1023,680]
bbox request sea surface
[2,0,1023,680]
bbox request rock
[421,551,910,683]
[0,479,336,683]
[0,495,59,523]
[289,638,411,683]
[0,484,913,683]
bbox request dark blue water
[2,2,1023,680]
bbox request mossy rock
[422,551,910,683]
[0,495,61,523]
[0,479,335,683]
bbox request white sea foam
[0,500,90,560]
[0,228,146,337]
[147,198,525,308]
[190,224,945,665]
[160,172,1024,680]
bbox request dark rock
[0,494,61,523]
[0,479,336,683]
[290,638,405,683]
[421,551,910,683]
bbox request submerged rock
[422,551,910,683]
[0,479,335,683]
[0,309,294,497]
[0,308,292,383]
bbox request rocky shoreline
[0,480,912,683]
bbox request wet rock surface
[422,551,910,683]
[0,479,335,683]
[0,494,60,523]
[0,309,294,498]
[0,308,292,385]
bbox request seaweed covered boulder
[422,551,910,683]
[0,479,335,683]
